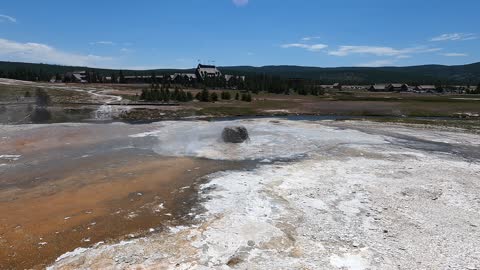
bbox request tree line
[2,63,478,96]
[140,86,253,103]
[140,84,194,102]
[194,89,252,102]
[174,73,326,96]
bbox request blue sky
[0,0,479,69]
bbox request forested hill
[0,61,479,85]
[0,61,191,82]
[220,63,480,85]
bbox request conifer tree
[119,70,125,84]
[210,92,218,102]
[199,89,210,102]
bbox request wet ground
[0,123,250,269]
[43,119,480,270]
[1,119,480,269]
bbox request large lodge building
[62,64,244,84]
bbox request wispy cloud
[0,38,113,67]
[281,43,328,52]
[329,46,401,56]
[301,36,321,41]
[0,14,16,23]
[232,0,248,7]
[328,45,441,57]
[120,47,134,53]
[356,59,395,67]
[90,41,115,46]
[431,33,477,41]
[441,52,468,57]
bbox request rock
[222,126,249,143]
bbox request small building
[332,83,342,90]
[224,75,246,82]
[387,83,409,92]
[369,84,387,92]
[65,71,88,83]
[171,73,197,85]
[196,64,222,80]
[414,85,436,92]
[342,85,366,90]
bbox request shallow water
[0,122,251,269]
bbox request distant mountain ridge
[220,62,480,84]
[0,61,479,85]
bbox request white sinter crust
[49,119,480,270]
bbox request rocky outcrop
[222,126,249,143]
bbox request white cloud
[90,41,115,45]
[281,43,328,52]
[232,0,248,7]
[431,33,477,41]
[357,59,395,67]
[328,45,441,57]
[0,38,113,67]
[441,52,468,57]
[0,14,16,23]
[120,47,134,53]
[301,36,321,41]
[329,46,400,56]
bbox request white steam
[130,119,386,160]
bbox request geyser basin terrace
[1,119,479,269]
